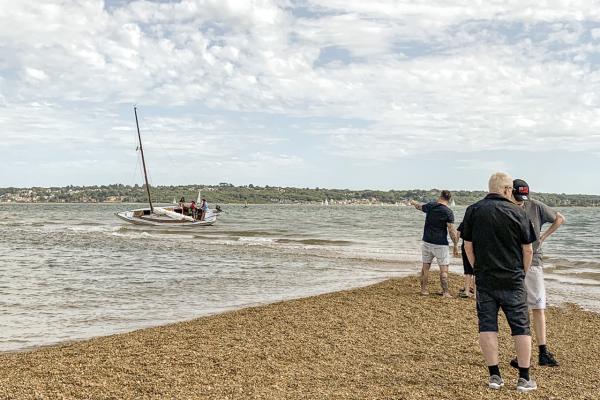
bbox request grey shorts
[421,242,450,266]
[476,285,530,336]
[525,265,546,309]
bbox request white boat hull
[116,206,217,227]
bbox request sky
[1,1,600,194]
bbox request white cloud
[2,0,600,189]
[23,67,49,81]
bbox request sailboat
[115,107,217,227]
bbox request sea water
[0,203,599,351]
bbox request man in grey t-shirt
[511,179,565,368]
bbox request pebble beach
[1,274,599,399]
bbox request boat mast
[134,106,154,213]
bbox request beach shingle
[1,275,599,399]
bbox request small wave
[0,222,23,227]
[113,229,195,240]
[193,234,232,241]
[545,259,600,271]
[148,229,204,236]
[226,230,279,237]
[64,226,113,234]
[238,237,275,244]
[548,269,600,278]
[545,275,600,287]
[111,231,155,239]
[275,238,354,246]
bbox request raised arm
[409,200,422,211]
[522,243,533,273]
[540,212,565,244]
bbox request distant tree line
[1,184,599,207]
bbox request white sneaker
[488,374,504,389]
[516,377,537,392]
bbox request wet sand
[1,274,599,399]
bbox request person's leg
[439,265,451,297]
[476,288,503,388]
[514,335,532,368]
[532,309,546,346]
[480,332,499,365]
[460,274,473,297]
[434,245,451,297]
[503,285,537,390]
[462,274,470,291]
[420,243,434,295]
[525,264,557,365]
[420,263,431,295]
[481,331,505,389]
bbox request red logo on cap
[518,187,529,194]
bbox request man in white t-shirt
[511,179,565,368]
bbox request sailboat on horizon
[115,107,217,227]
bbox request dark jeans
[476,285,530,336]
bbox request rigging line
[133,108,157,205]
[142,120,179,175]
[138,152,157,205]
[133,125,147,200]
[133,114,145,171]
[126,120,144,187]
[139,145,156,203]
[127,148,142,187]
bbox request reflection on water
[0,203,599,351]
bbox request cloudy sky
[1,0,600,194]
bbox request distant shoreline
[2,184,600,207]
[1,201,599,207]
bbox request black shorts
[476,285,530,336]
[461,244,474,275]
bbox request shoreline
[2,201,600,207]
[1,274,411,355]
[1,274,599,399]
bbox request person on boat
[190,200,197,219]
[199,198,209,221]
[179,196,187,215]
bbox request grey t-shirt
[523,198,556,266]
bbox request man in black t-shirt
[410,190,459,297]
[462,172,538,392]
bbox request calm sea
[1,203,599,352]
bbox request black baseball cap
[513,179,529,201]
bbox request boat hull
[116,207,217,227]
